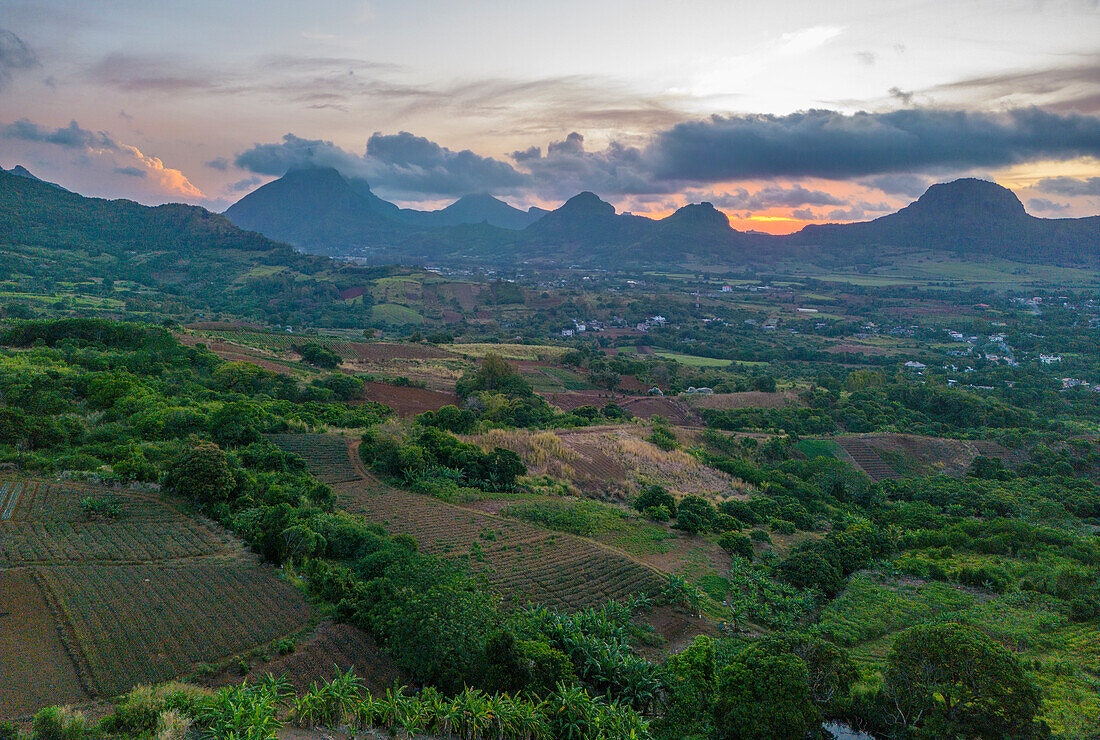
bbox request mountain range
[223,167,1099,268]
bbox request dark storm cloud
[234,133,359,175]
[648,108,1100,182]
[2,119,117,150]
[235,132,529,197]
[363,131,528,195]
[228,176,263,192]
[1035,176,1100,196]
[0,29,39,89]
[862,173,933,197]
[512,132,674,198]
[234,106,1100,201]
[113,166,145,177]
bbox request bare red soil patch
[363,382,458,416]
[542,392,697,424]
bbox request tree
[715,651,818,740]
[634,484,677,516]
[776,550,844,596]
[455,352,532,398]
[884,623,1042,739]
[163,442,235,509]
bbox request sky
[1,0,1098,233]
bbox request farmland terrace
[0,477,312,718]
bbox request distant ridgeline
[0,167,409,326]
[222,167,1100,269]
[3,164,1098,273]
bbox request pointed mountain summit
[3,165,63,189]
[224,166,408,255]
[553,191,617,219]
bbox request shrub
[718,532,754,561]
[31,707,87,740]
[155,710,191,740]
[634,484,677,516]
[749,529,772,544]
[644,504,671,522]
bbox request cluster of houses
[1062,378,1100,392]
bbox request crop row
[39,561,312,696]
[3,477,172,521]
[334,482,663,610]
[266,434,361,484]
[0,518,233,565]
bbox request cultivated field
[0,478,237,566]
[0,568,89,717]
[0,476,312,717]
[266,434,361,484]
[229,621,399,694]
[334,480,665,611]
[835,433,1012,480]
[362,381,459,416]
[38,561,311,697]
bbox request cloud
[791,208,818,219]
[3,117,203,199]
[862,173,932,197]
[205,157,230,171]
[928,56,1100,114]
[648,108,1100,182]
[888,87,914,106]
[3,119,117,150]
[228,176,263,192]
[510,132,670,199]
[689,184,846,211]
[0,29,39,89]
[1026,197,1071,213]
[1034,175,1100,195]
[85,53,214,93]
[856,51,877,66]
[235,131,528,198]
[364,131,528,195]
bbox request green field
[652,351,733,367]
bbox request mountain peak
[664,201,731,230]
[906,178,1026,221]
[7,165,41,181]
[557,191,615,218]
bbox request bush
[749,529,771,544]
[634,484,677,516]
[718,532,754,561]
[648,418,678,451]
[644,504,671,522]
[31,707,87,740]
[294,342,342,369]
